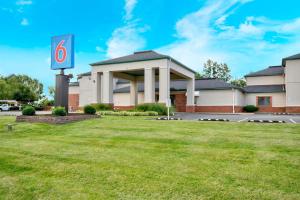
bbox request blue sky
[0,0,300,94]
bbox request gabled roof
[282,53,300,66]
[113,78,240,93]
[244,84,285,93]
[244,66,284,77]
[90,50,196,73]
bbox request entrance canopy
[89,50,195,107]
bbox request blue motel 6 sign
[51,34,74,70]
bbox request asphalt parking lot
[0,111,51,116]
[1,111,300,124]
[175,112,300,124]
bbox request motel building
[69,51,300,113]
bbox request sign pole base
[55,69,69,113]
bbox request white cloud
[20,18,29,26]
[124,0,137,21]
[106,24,148,58]
[105,0,147,58]
[16,0,32,6]
[158,0,300,77]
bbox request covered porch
[90,51,196,112]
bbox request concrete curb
[156,117,182,120]
[198,118,230,122]
[248,120,285,123]
[273,113,292,115]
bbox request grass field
[0,116,300,200]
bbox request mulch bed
[16,114,100,124]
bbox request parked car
[0,104,10,111]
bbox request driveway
[0,111,51,116]
[174,112,300,124]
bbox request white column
[144,67,155,103]
[91,72,101,104]
[102,71,113,104]
[159,67,170,104]
[186,78,195,106]
[130,80,138,106]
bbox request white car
[0,104,10,111]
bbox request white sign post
[166,98,171,120]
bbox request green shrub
[243,105,259,112]
[91,103,113,111]
[145,111,159,116]
[22,106,36,116]
[136,103,172,115]
[84,105,96,115]
[52,107,67,116]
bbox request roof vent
[134,50,153,54]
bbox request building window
[257,96,271,106]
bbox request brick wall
[286,107,300,113]
[174,93,186,112]
[174,93,244,113]
[195,106,243,113]
[16,114,100,124]
[257,106,286,113]
[68,94,79,110]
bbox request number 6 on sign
[51,34,74,70]
[55,40,67,63]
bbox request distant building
[69,51,300,113]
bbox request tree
[230,78,247,88]
[195,72,202,79]
[0,78,12,100]
[13,85,36,102]
[48,86,55,99]
[4,74,44,102]
[203,59,232,82]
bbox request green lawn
[0,116,300,200]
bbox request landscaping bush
[91,103,113,111]
[136,103,172,115]
[243,105,259,112]
[99,111,158,116]
[52,107,67,116]
[84,105,96,115]
[22,106,36,116]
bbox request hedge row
[99,111,158,116]
[136,103,173,115]
[91,103,113,111]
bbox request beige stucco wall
[235,90,245,106]
[246,76,284,86]
[113,93,145,106]
[285,60,300,106]
[245,93,286,107]
[113,93,130,106]
[138,93,145,104]
[196,89,244,106]
[69,86,79,94]
[78,76,93,107]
